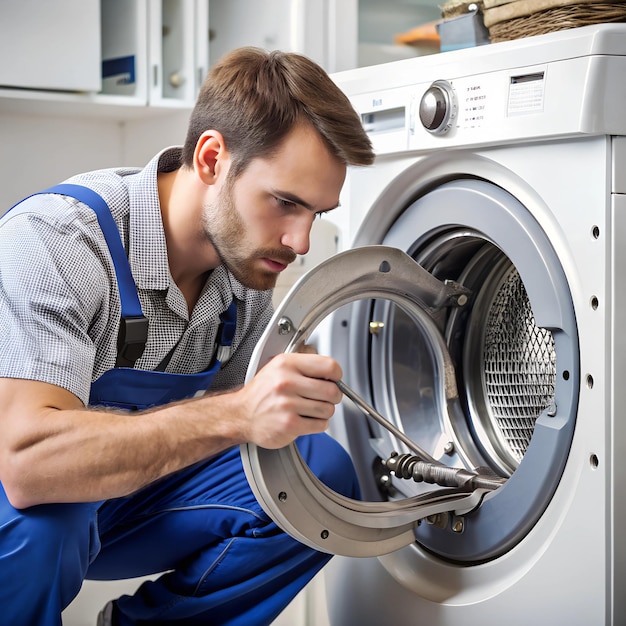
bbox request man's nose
[281,218,312,256]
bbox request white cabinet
[0,0,442,116]
[207,0,442,74]
[207,0,344,72]
[0,0,101,92]
[100,0,209,107]
[0,0,209,111]
[149,0,198,107]
[0,0,443,205]
[209,0,297,64]
[99,0,149,103]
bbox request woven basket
[483,0,626,42]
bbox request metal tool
[336,379,439,464]
[336,379,506,492]
[385,452,507,491]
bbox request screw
[278,492,287,502]
[443,441,455,455]
[425,513,448,529]
[321,530,329,539]
[277,317,293,335]
[369,321,385,335]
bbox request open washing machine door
[242,244,499,557]
[241,177,578,573]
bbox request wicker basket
[483,0,626,42]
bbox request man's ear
[193,130,230,185]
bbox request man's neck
[157,168,221,312]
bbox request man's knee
[296,433,360,499]
[0,499,99,569]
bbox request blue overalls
[0,185,359,625]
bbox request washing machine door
[241,177,578,565]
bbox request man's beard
[202,183,296,291]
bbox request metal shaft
[385,453,507,491]
[336,379,439,464]
[336,379,507,492]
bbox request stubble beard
[202,185,296,291]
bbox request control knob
[419,80,457,134]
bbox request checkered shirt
[0,148,274,405]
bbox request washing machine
[242,23,626,625]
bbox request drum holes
[591,225,600,239]
[563,370,570,381]
[590,454,599,470]
[586,374,594,389]
[590,296,599,310]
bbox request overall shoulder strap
[154,299,238,373]
[24,184,148,367]
[215,300,237,365]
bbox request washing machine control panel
[418,80,457,134]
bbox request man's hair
[181,47,374,177]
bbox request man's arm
[0,352,342,509]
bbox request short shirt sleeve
[0,197,115,404]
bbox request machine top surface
[332,23,626,151]
[333,23,626,91]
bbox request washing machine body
[242,24,626,625]
[322,24,626,625]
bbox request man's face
[202,124,346,290]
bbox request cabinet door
[0,0,101,92]
[209,0,306,64]
[148,0,197,107]
[100,0,149,104]
[195,0,210,92]
[206,0,356,73]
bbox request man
[0,47,374,625]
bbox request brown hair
[181,47,374,177]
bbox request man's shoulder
[64,167,141,213]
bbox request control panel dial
[419,80,457,134]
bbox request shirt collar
[126,147,180,291]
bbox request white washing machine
[242,23,626,625]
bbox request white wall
[0,108,194,212]
[0,113,124,209]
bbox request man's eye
[275,197,295,208]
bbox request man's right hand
[232,352,343,449]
